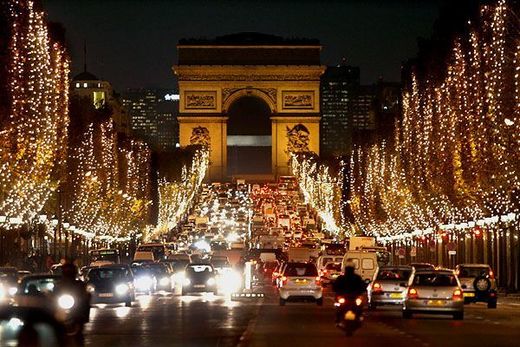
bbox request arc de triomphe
[173,33,325,180]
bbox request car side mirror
[461,284,467,289]
[400,283,408,287]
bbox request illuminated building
[320,63,359,157]
[122,89,179,151]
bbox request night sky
[43,0,447,91]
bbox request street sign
[448,250,457,256]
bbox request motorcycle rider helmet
[61,263,78,280]
[343,260,356,275]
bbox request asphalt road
[84,286,520,347]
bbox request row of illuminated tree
[0,0,152,243]
[348,0,519,242]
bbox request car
[367,266,413,309]
[402,269,464,320]
[180,263,218,295]
[316,255,344,273]
[455,264,497,308]
[86,265,135,306]
[320,262,342,284]
[145,263,173,292]
[132,266,157,294]
[0,267,20,302]
[259,261,279,282]
[278,262,323,306]
[410,263,435,271]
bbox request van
[342,250,378,282]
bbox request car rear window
[325,263,341,271]
[89,268,128,280]
[413,273,458,287]
[458,267,490,278]
[284,263,318,277]
[377,269,411,280]
[362,259,375,270]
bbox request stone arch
[222,87,277,113]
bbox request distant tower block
[173,32,325,181]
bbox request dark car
[86,265,135,306]
[181,263,217,295]
[145,263,173,292]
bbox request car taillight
[489,270,495,279]
[315,276,321,286]
[373,282,383,292]
[355,297,363,306]
[337,297,346,304]
[281,276,287,285]
[408,288,418,299]
[273,272,279,277]
[453,289,463,300]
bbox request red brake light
[408,288,418,299]
[337,297,346,304]
[281,276,287,285]
[453,289,463,300]
[373,282,382,292]
[489,270,495,279]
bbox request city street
[84,287,520,347]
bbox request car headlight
[57,294,75,310]
[86,284,96,293]
[0,285,6,299]
[183,278,191,286]
[159,277,170,286]
[207,277,216,286]
[135,276,153,290]
[115,284,129,296]
[8,287,17,296]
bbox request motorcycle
[54,288,91,344]
[334,294,364,336]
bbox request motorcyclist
[332,261,367,323]
[54,263,91,327]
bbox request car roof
[457,264,490,268]
[21,274,61,280]
[378,265,413,270]
[414,269,454,275]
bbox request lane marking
[237,298,264,347]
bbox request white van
[133,251,155,263]
[342,250,378,282]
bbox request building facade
[174,32,325,180]
[320,64,360,157]
[122,89,179,151]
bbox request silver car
[403,269,464,320]
[279,262,323,306]
[368,266,413,309]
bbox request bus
[135,243,166,261]
[89,249,120,266]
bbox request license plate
[194,285,205,288]
[344,311,356,321]
[295,280,308,285]
[99,293,113,298]
[463,292,475,297]
[427,300,445,306]
[390,293,402,299]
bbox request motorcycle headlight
[8,287,17,296]
[207,277,216,286]
[115,284,129,296]
[57,294,75,310]
[159,277,170,286]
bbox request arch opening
[227,96,272,175]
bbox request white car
[278,262,323,306]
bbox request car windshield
[284,263,318,277]
[146,264,168,275]
[22,277,57,294]
[413,273,458,287]
[211,259,229,267]
[89,268,129,281]
[187,265,213,273]
[377,268,412,280]
[458,266,490,278]
[170,260,190,272]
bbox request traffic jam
[0,177,502,344]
